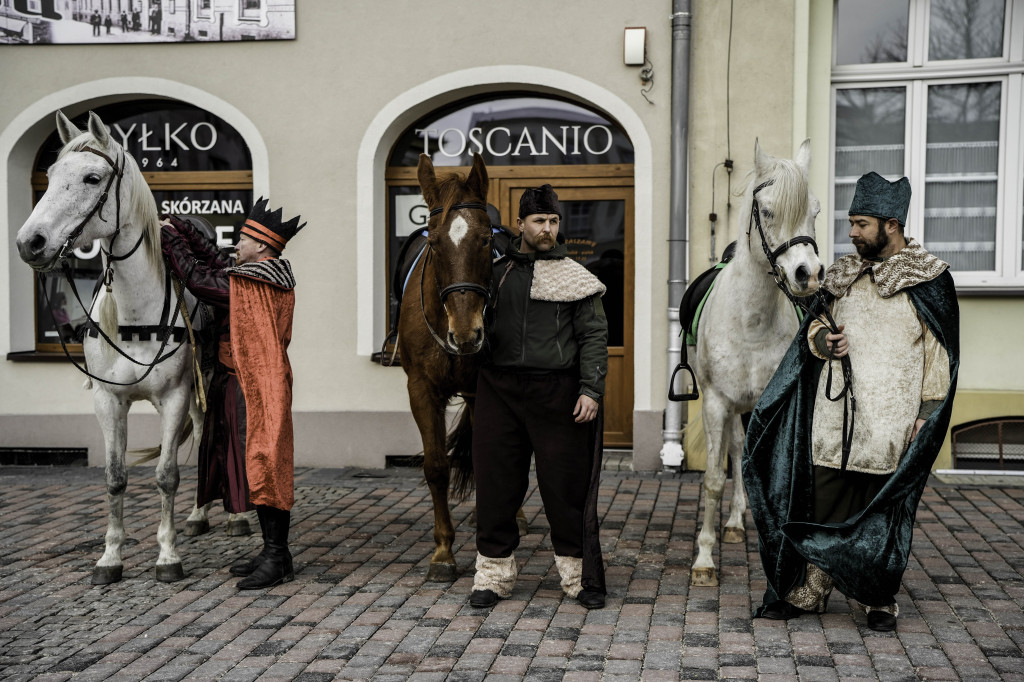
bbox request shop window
[952,417,1024,470]
[30,99,252,355]
[384,94,634,338]
[831,0,1024,291]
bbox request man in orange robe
[162,197,305,589]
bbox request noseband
[420,201,491,354]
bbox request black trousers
[813,465,890,524]
[473,367,603,588]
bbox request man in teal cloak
[743,172,959,632]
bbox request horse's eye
[84,173,102,185]
[761,208,773,220]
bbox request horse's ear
[467,153,489,202]
[795,138,812,176]
[417,153,439,207]
[753,137,771,174]
[56,111,81,146]
[86,111,111,147]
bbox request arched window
[383,93,637,446]
[30,99,253,354]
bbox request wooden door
[496,179,634,447]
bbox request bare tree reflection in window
[929,0,1004,61]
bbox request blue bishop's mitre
[848,171,912,227]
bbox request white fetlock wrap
[554,555,583,598]
[473,553,517,598]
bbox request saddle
[678,241,737,347]
[668,241,736,401]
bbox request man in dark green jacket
[470,185,609,610]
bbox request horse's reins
[748,179,856,470]
[418,202,491,356]
[43,144,196,387]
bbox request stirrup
[668,362,699,401]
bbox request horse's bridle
[419,201,491,355]
[43,144,191,386]
[747,179,820,294]
[747,179,857,470]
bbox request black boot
[230,507,268,577]
[237,505,294,589]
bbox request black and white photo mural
[0,0,295,44]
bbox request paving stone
[0,468,1021,680]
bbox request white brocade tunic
[809,253,950,475]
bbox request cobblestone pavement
[1,464,1022,681]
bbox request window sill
[6,350,83,362]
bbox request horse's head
[418,153,491,355]
[17,111,156,272]
[748,138,823,297]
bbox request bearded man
[743,172,959,632]
[469,185,609,610]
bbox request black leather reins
[748,179,856,469]
[42,145,193,386]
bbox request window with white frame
[239,0,260,20]
[831,0,1024,290]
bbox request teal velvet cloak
[742,270,959,611]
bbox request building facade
[1,0,1020,472]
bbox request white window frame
[831,0,1024,292]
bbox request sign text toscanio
[415,124,615,159]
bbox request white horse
[687,139,823,586]
[16,111,243,584]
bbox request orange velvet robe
[229,260,295,510]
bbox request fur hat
[240,197,306,253]
[848,172,912,227]
[519,184,562,219]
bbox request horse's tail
[684,406,707,468]
[446,398,475,503]
[128,412,195,466]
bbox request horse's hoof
[226,518,251,536]
[722,527,745,543]
[691,567,719,587]
[516,516,529,537]
[426,562,458,583]
[155,562,185,582]
[183,519,210,537]
[91,565,123,585]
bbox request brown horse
[399,153,493,582]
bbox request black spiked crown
[240,196,306,253]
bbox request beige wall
[0,0,674,466]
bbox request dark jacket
[487,237,608,399]
[161,216,231,309]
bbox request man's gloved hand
[159,219,184,259]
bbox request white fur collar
[530,258,606,302]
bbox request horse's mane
[434,170,482,227]
[751,156,809,237]
[58,131,162,270]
